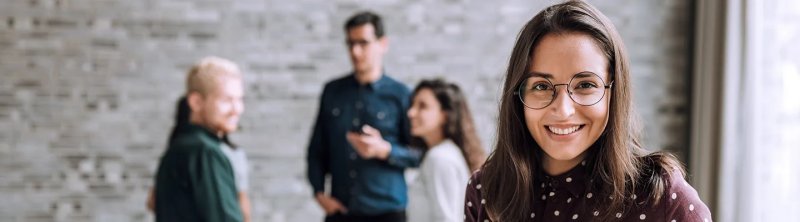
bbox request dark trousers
[324,211,406,222]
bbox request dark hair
[410,79,486,172]
[170,96,237,149]
[344,11,385,38]
[480,0,682,221]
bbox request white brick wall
[0,0,692,221]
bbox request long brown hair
[410,79,486,172]
[480,1,683,220]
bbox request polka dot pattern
[463,165,712,222]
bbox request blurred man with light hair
[154,56,245,222]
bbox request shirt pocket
[329,104,355,133]
[370,99,400,135]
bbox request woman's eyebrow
[527,71,598,79]
[528,72,553,79]
[573,71,598,78]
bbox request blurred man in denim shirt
[306,11,422,222]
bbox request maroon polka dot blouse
[464,161,712,221]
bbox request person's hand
[315,193,348,215]
[346,125,391,160]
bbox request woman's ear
[440,110,449,126]
[441,110,453,133]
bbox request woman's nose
[549,85,576,118]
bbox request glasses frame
[514,72,614,110]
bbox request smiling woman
[464,1,712,221]
[522,33,613,176]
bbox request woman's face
[524,32,611,170]
[408,88,446,144]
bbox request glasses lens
[518,77,554,109]
[569,73,606,106]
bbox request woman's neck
[423,132,446,150]
[542,153,586,176]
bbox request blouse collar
[537,159,590,198]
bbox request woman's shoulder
[424,140,463,161]
[464,170,491,221]
[422,142,470,176]
[658,167,713,221]
[638,152,696,198]
[466,170,484,191]
[463,170,484,204]
[640,153,712,221]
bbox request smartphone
[350,125,365,134]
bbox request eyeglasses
[515,72,613,109]
[346,39,376,48]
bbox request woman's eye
[577,82,598,89]
[532,83,551,91]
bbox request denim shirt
[307,73,422,215]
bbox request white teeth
[548,125,581,135]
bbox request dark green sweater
[155,123,243,222]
